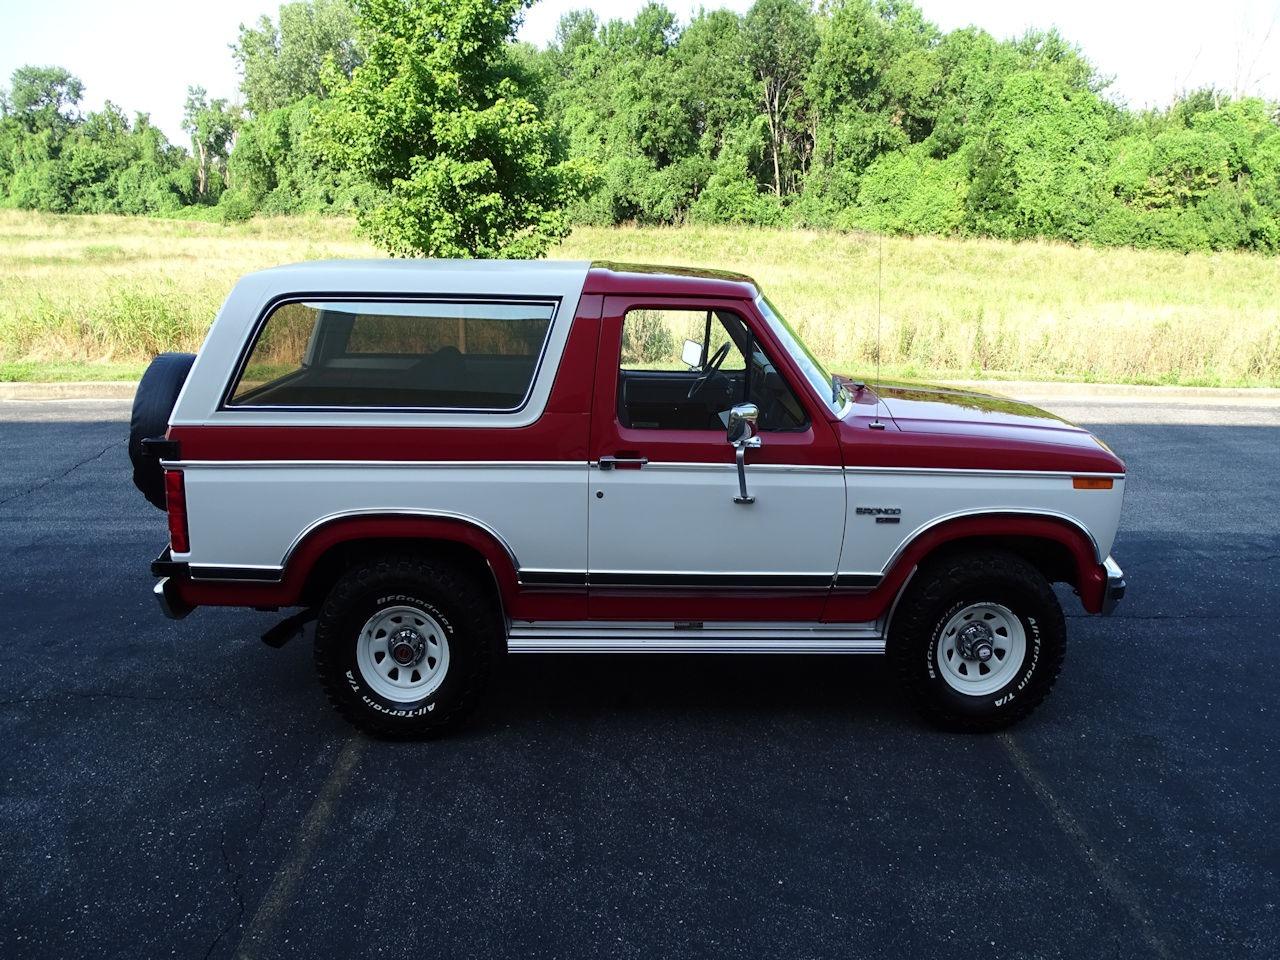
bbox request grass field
[2,209,1278,386]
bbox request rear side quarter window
[227,299,556,411]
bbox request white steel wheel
[355,604,451,703]
[936,602,1026,696]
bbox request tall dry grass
[0,210,373,366]
[558,225,1280,386]
[2,210,1278,385]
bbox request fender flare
[877,512,1108,617]
[284,511,521,603]
[175,511,522,610]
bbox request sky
[1,0,1277,148]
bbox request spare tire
[130,352,196,510]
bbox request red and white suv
[130,260,1127,737]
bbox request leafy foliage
[0,69,195,215]
[232,0,361,115]
[1,0,1279,255]
[182,87,238,202]
[539,0,1280,253]
[316,0,586,257]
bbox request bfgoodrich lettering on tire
[887,551,1066,732]
[313,555,498,738]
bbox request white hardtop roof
[245,258,592,298]
[175,258,593,427]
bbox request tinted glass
[228,300,555,410]
[621,309,743,371]
[616,307,806,432]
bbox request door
[587,296,846,621]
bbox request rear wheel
[313,555,498,738]
[887,551,1065,732]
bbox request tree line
[2,0,1279,258]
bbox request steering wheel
[687,341,733,400]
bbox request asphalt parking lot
[1,396,1277,959]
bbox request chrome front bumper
[1101,556,1126,616]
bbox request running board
[506,621,885,654]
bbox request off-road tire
[129,352,196,510]
[888,551,1066,732]
[313,555,498,738]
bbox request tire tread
[313,554,497,739]
[888,551,1066,733]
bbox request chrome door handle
[597,455,649,470]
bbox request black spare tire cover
[129,352,196,510]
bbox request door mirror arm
[726,403,761,504]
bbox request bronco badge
[856,506,902,524]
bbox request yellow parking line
[234,735,364,959]
[1000,732,1173,959]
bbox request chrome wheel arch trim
[280,507,523,572]
[879,507,1104,573]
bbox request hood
[834,377,1125,473]
[870,380,1077,431]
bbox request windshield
[756,295,849,416]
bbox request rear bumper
[154,577,194,620]
[1101,556,1126,616]
[152,545,194,620]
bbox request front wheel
[313,555,498,738]
[887,552,1066,732]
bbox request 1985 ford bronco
[131,260,1126,737]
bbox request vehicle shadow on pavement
[475,652,905,729]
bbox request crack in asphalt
[202,746,316,960]
[233,736,364,960]
[204,841,247,960]
[200,759,286,960]
[0,437,124,507]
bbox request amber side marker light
[1073,477,1114,490]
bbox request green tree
[182,86,238,201]
[965,71,1113,240]
[9,65,83,134]
[924,27,1019,157]
[226,96,370,215]
[804,0,939,217]
[844,143,967,234]
[233,0,361,115]
[320,0,585,257]
[744,0,817,197]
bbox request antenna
[870,230,886,430]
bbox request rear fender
[172,513,521,612]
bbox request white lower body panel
[506,621,884,654]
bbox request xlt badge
[856,506,902,524]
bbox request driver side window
[617,308,806,432]
[620,309,742,373]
